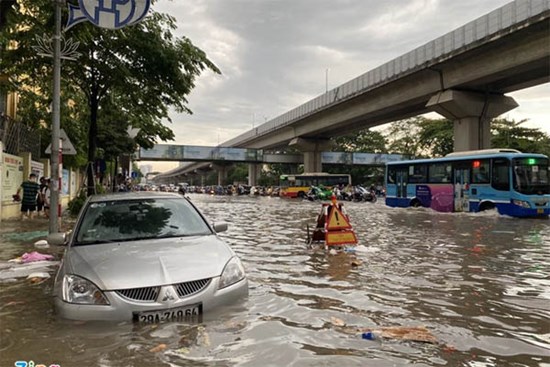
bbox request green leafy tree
[415,117,454,157]
[383,116,549,158]
[0,0,220,194]
[332,129,387,153]
[227,163,248,185]
[384,118,424,157]
[491,118,550,156]
[325,129,387,185]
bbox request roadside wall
[0,148,82,221]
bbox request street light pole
[49,0,62,234]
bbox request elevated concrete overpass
[140,144,407,184]
[155,0,549,183]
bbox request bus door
[395,167,408,198]
[453,165,471,212]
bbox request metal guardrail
[0,114,42,159]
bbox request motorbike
[306,185,333,201]
[347,185,377,202]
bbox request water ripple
[0,195,548,366]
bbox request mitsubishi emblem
[161,288,176,302]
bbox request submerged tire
[479,202,495,212]
[410,199,421,208]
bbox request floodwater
[0,195,549,367]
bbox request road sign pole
[49,0,62,234]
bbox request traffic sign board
[45,129,77,155]
[326,207,352,230]
[325,231,358,246]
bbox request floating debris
[0,260,59,280]
[358,326,437,344]
[330,317,346,327]
[21,251,54,263]
[34,239,50,249]
[149,343,167,353]
[27,272,51,284]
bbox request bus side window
[408,165,427,183]
[472,161,490,184]
[492,159,510,191]
[388,168,397,183]
[429,163,451,183]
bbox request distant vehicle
[48,192,248,321]
[280,173,351,198]
[306,185,334,201]
[385,149,550,217]
[345,185,377,203]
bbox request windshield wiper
[153,232,210,239]
[74,239,118,246]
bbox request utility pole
[49,0,62,234]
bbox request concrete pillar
[289,138,332,173]
[191,170,206,187]
[248,163,262,186]
[213,164,228,186]
[426,90,518,152]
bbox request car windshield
[512,158,550,195]
[74,197,212,245]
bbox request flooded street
[1,195,549,367]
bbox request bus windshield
[513,158,550,195]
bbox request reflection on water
[1,195,549,367]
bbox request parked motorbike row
[306,185,380,203]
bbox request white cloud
[144,0,550,171]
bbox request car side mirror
[212,221,228,233]
[47,232,67,246]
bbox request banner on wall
[62,169,70,195]
[2,153,24,201]
[70,171,77,195]
[31,161,44,178]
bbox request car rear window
[75,198,212,245]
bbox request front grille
[116,286,160,302]
[175,278,211,298]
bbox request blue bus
[385,149,550,218]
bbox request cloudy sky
[146,0,549,171]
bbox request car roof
[88,191,183,203]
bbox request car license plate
[537,208,544,214]
[133,303,202,323]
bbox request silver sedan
[49,192,248,321]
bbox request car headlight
[219,257,246,289]
[63,274,109,305]
[512,200,531,209]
